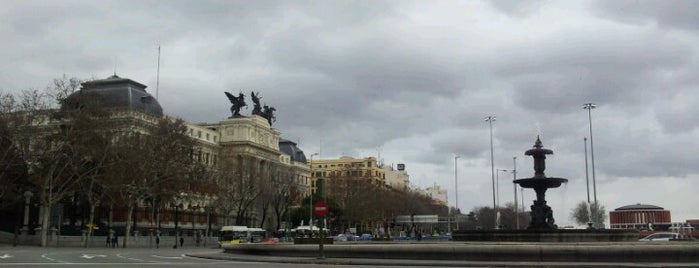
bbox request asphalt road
[0,246,461,268]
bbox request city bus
[218,226,268,246]
[218,226,248,246]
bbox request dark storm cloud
[590,0,699,31]
[494,28,692,114]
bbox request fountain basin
[452,229,639,242]
[514,177,567,188]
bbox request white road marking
[41,253,66,263]
[80,254,106,259]
[151,254,183,259]
[0,254,12,259]
[116,253,145,262]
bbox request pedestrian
[156,236,160,248]
[106,235,111,248]
[113,235,119,248]
[179,236,184,248]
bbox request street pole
[318,178,326,259]
[454,155,460,230]
[309,153,318,236]
[584,137,592,227]
[485,115,497,228]
[513,157,518,230]
[174,204,179,248]
[583,103,598,228]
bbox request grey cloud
[494,28,693,113]
[590,0,699,31]
[487,0,546,17]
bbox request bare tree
[105,117,195,248]
[5,76,108,247]
[270,166,298,231]
[570,201,607,228]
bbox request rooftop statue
[261,105,276,126]
[224,91,247,118]
[251,91,263,116]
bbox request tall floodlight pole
[485,115,497,228]
[309,153,318,234]
[496,169,506,208]
[454,155,460,230]
[584,137,592,227]
[583,103,598,227]
[513,157,518,229]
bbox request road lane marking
[151,254,183,259]
[80,254,106,259]
[116,253,145,262]
[0,254,12,259]
[41,253,67,263]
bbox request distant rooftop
[615,203,665,211]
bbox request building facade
[383,164,410,191]
[609,203,671,230]
[423,184,448,206]
[308,156,386,195]
[14,74,311,239]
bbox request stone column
[20,191,33,235]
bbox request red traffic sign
[313,201,329,217]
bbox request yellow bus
[218,226,267,246]
[218,226,248,246]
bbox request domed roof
[64,74,163,116]
[279,138,307,163]
[615,203,665,211]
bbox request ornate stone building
[15,74,311,239]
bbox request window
[206,133,210,140]
[197,130,202,138]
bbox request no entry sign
[313,201,329,217]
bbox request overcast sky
[2,0,698,227]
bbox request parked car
[333,234,348,242]
[359,233,373,241]
[639,232,682,241]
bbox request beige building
[424,184,448,206]
[383,164,410,191]
[308,156,386,195]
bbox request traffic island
[293,238,333,244]
[222,242,699,263]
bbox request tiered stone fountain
[513,136,567,229]
[452,137,638,242]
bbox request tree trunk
[39,201,50,247]
[122,203,134,248]
[84,203,97,248]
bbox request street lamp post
[512,157,518,229]
[309,153,318,236]
[485,115,497,228]
[173,203,179,248]
[584,137,592,227]
[497,169,514,228]
[583,103,598,227]
[454,155,460,230]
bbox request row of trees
[470,200,608,229]
[289,175,446,235]
[0,76,212,247]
